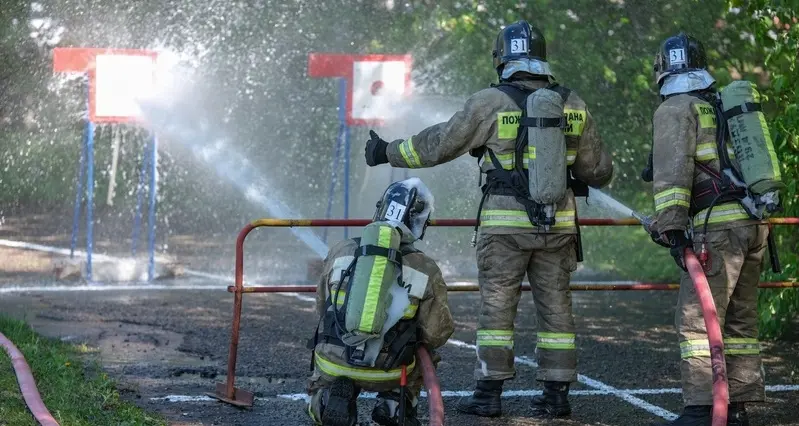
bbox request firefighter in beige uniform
[364,21,613,418]
[643,33,784,426]
[306,178,454,426]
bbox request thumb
[369,130,379,140]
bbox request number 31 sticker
[510,38,528,54]
[384,201,407,222]
[669,48,686,65]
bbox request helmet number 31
[669,48,686,65]
[510,38,528,54]
[385,201,407,222]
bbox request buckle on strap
[355,244,402,264]
[520,116,566,129]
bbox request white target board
[351,60,409,124]
[94,54,157,121]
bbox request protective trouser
[474,233,578,382]
[676,224,768,406]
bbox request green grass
[0,316,166,426]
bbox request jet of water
[588,187,634,217]
[136,100,329,259]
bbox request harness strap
[520,116,566,129]
[722,101,761,120]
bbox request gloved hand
[365,130,389,166]
[664,230,691,272]
[567,170,589,197]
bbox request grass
[0,316,166,426]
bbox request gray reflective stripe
[724,338,760,355]
[680,339,711,358]
[537,332,575,350]
[477,330,514,347]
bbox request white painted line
[146,384,799,404]
[150,395,217,402]
[0,284,227,294]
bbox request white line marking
[153,384,799,404]
[150,395,217,402]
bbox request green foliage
[0,316,165,425]
[724,2,799,338]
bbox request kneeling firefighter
[642,32,785,426]
[305,178,454,426]
[364,21,613,418]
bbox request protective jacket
[386,79,613,234]
[308,238,453,394]
[651,93,760,233]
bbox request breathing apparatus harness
[469,81,586,260]
[307,238,421,374]
[641,89,781,272]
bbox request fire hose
[0,332,60,426]
[684,248,728,426]
[416,345,444,426]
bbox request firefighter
[305,178,454,426]
[364,21,613,418]
[644,32,780,425]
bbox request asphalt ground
[2,275,798,426]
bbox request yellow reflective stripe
[480,209,533,228]
[553,210,575,228]
[723,338,760,355]
[694,103,717,129]
[360,226,393,331]
[537,332,576,350]
[485,149,535,170]
[477,330,514,347]
[315,352,414,381]
[654,188,691,212]
[398,138,422,168]
[680,339,711,358]
[497,111,521,139]
[563,108,586,136]
[693,202,750,225]
[566,149,577,165]
[402,302,418,319]
[331,289,346,306]
[695,142,717,161]
[757,112,782,180]
[726,144,736,160]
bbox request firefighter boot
[727,403,749,426]
[371,391,420,426]
[455,380,503,417]
[320,377,358,426]
[651,405,711,426]
[530,381,571,418]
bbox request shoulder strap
[547,83,572,103]
[493,83,529,109]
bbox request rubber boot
[371,391,420,426]
[530,381,571,418]
[455,380,503,417]
[651,405,711,426]
[727,402,750,426]
[320,377,358,426]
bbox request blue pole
[339,78,351,239]
[70,130,87,258]
[132,138,148,255]
[322,122,344,243]
[147,133,158,281]
[85,120,95,282]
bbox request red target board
[308,53,412,126]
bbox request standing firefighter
[643,32,784,426]
[364,21,613,418]
[306,178,454,426]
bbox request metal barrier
[209,217,799,407]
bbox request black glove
[365,130,389,166]
[649,229,670,248]
[641,151,654,182]
[664,230,691,272]
[567,170,589,197]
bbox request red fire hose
[684,248,728,426]
[416,346,444,426]
[0,332,60,426]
